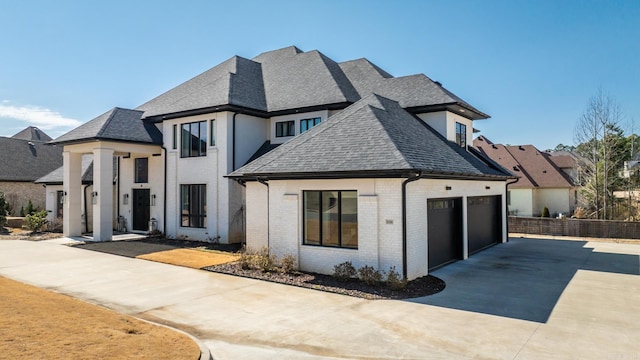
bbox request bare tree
[574,88,624,219]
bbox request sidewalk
[0,238,638,359]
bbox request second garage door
[467,195,502,255]
[427,198,463,270]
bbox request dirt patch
[0,276,200,360]
[137,248,240,269]
[0,227,63,241]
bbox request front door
[132,189,150,232]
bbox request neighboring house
[49,46,513,279]
[0,127,62,213]
[474,136,577,217]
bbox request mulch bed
[204,262,445,300]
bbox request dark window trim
[172,124,177,150]
[180,121,207,158]
[275,120,295,137]
[300,117,321,134]
[134,157,149,184]
[302,190,358,249]
[455,122,467,148]
[180,184,207,228]
[210,119,216,146]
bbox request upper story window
[300,117,321,133]
[135,158,148,183]
[210,119,216,146]
[172,124,177,150]
[303,190,358,249]
[455,122,467,148]
[276,120,295,137]
[181,121,207,158]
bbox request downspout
[232,112,238,171]
[116,157,120,226]
[83,184,90,234]
[161,145,167,235]
[401,171,422,280]
[505,177,520,242]
[257,178,269,250]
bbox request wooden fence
[508,216,640,239]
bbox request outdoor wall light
[123,193,129,205]
[151,194,156,206]
[485,186,491,190]
[91,191,98,205]
[445,186,452,190]
[63,191,67,203]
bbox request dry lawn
[0,276,200,360]
[136,248,240,269]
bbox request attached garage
[427,198,463,270]
[467,195,502,255]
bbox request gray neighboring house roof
[229,94,511,180]
[50,108,163,145]
[35,154,94,184]
[12,126,53,142]
[0,129,63,182]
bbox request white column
[93,148,114,241]
[63,151,82,236]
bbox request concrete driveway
[0,237,638,359]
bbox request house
[0,126,62,214]
[474,136,578,217]
[49,46,513,278]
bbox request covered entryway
[132,189,150,232]
[427,198,463,270]
[467,195,502,255]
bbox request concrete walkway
[0,237,638,359]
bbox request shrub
[333,261,357,281]
[253,247,276,272]
[358,265,383,286]
[385,266,407,290]
[573,207,588,219]
[280,254,297,274]
[24,210,48,233]
[239,247,276,272]
[541,206,550,218]
[0,192,7,229]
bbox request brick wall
[0,181,46,215]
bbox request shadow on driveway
[409,237,639,323]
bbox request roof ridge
[95,108,118,138]
[504,146,538,186]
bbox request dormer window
[276,121,295,137]
[455,122,467,148]
[300,117,321,133]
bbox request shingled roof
[11,126,53,142]
[229,95,510,180]
[51,108,163,145]
[135,46,487,121]
[35,154,94,184]
[474,136,574,188]
[0,134,63,182]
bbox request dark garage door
[427,198,463,270]
[467,195,502,255]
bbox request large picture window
[455,122,467,148]
[300,117,321,133]
[180,184,206,228]
[181,121,207,157]
[276,120,295,137]
[134,158,148,183]
[303,190,357,248]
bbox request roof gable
[11,126,52,142]
[51,108,162,145]
[230,95,510,179]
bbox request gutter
[505,177,520,242]
[162,145,167,235]
[232,113,238,171]
[83,184,90,234]
[401,171,422,279]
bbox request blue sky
[0,0,638,150]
